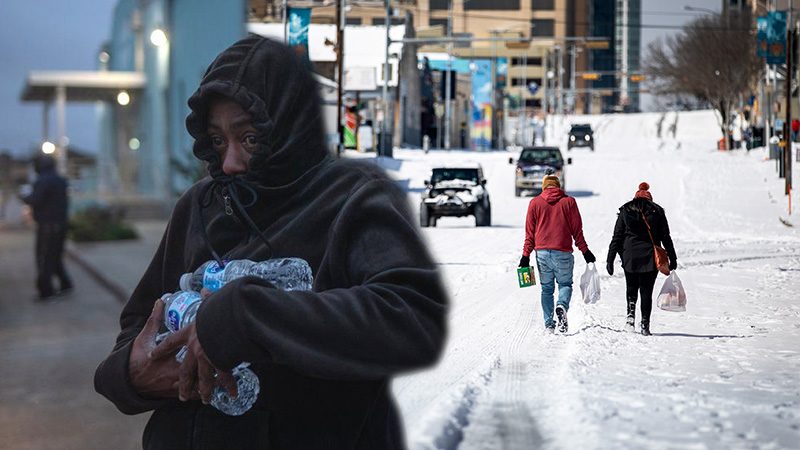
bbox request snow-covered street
[377,111,800,449]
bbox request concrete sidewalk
[65,220,167,303]
[0,225,157,449]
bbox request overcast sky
[0,0,723,157]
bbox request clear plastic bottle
[160,291,260,416]
[179,257,313,293]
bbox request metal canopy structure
[19,70,146,175]
[20,70,146,102]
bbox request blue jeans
[535,249,575,328]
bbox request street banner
[757,15,768,58]
[767,11,787,65]
[470,59,492,150]
[288,8,311,64]
[496,58,507,89]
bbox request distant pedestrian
[20,155,72,299]
[606,182,677,336]
[518,173,595,333]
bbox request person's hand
[151,321,237,404]
[583,250,596,264]
[669,259,677,271]
[128,300,185,399]
[606,261,614,276]
[519,255,530,267]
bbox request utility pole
[381,0,392,157]
[335,0,345,157]
[444,2,454,149]
[569,44,577,113]
[556,45,563,115]
[786,6,794,208]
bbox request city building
[615,0,640,112]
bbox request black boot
[640,321,651,336]
[626,301,636,331]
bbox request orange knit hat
[634,182,652,201]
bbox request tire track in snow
[459,289,544,450]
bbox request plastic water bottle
[179,257,313,293]
[160,291,260,416]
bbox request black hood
[186,35,329,187]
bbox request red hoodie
[523,188,589,256]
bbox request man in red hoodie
[519,173,595,333]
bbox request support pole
[785,15,793,197]
[381,0,392,157]
[336,0,345,157]
[55,85,67,176]
[42,102,50,144]
[444,3,453,150]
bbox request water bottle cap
[179,273,192,292]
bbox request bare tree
[644,11,763,147]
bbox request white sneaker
[555,305,568,333]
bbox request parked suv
[420,164,491,227]
[568,123,594,151]
[510,146,571,197]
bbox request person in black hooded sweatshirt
[21,154,73,299]
[94,36,447,449]
[606,182,677,336]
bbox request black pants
[624,270,658,325]
[35,222,72,297]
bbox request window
[429,0,450,11]
[372,17,404,25]
[511,57,542,66]
[511,77,543,87]
[464,0,520,10]
[429,17,449,28]
[346,17,362,25]
[531,0,555,9]
[531,19,555,37]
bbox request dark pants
[624,270,658,326]
[35,222,72,297]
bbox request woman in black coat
[607,182,677,335]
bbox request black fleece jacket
[94,35,447,450]
[607,198,677,273]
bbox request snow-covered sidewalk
[381,111,800,449]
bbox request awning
[20,71,146,102]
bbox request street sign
[767,11,787,65]
[345,67,377,91]
[757,16,769,58]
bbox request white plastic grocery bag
[580,263,601,304]
[657,271,687,312]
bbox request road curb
[65,243,129,303]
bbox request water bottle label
[166,291,201,332]
[203,261,227,292]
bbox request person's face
[207,98,259,175]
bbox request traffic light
[581,73,601,80]
[630,74,645,82]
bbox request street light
[117,91,130,106]
[41,141,56,154]
[150,28,168,47]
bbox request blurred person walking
[20,155,72,299]
[518,173,595,333]
[606,182,677,336]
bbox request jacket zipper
[222,188,233,216]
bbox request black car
[568,123,594,151]
[420,165,491,227]
[510,146,571,197]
